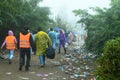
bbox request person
[28,30,35,55]
[18,26,35,71]
[54,30,60,47]
[48,28,57,51]
[1,30,17,64]
[55,30,60,52]
[68,32,74,45]
[34,27,52,67]
[58,30,66,54]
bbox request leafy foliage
[73,0,120,55]
[95,37,120,80]
[0,0,51,43]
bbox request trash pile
[0,50,9,60]
[58,46,97,80]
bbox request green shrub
[95,37,120,80]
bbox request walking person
[1,30,17,64]
[48,28,57,51]
[28,30,35,55]
[34,27,52,67]
[68,32,74,45]
[58,30,66,54]
[18,26,34,71]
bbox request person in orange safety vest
[18,26,35,71]
[1,30,17,64]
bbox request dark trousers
[59,41,66,54]
[19,48,31,68]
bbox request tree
[73,0,120,55]
[0,0,51,44]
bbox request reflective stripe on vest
[19,33,30,48]
[6,36,16,50]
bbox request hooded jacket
[34,31,52,56]
[18,28,35,51]
[1,30,17,50]
[58,30,66,42]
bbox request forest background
[0,0,120,56]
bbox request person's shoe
[25,66,29,71]
[40,64,44,68]
[9,60,12,64]
[19,65,23,71]
[25,68,29,71]
[19,67,22,71]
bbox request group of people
[0,26,67,71]
[48,28,66,54]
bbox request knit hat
[8,30,14,36]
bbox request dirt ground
[0,44,96,80]
[0,49,69,80]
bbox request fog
[39,0,110,36]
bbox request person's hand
[15,47,17,50]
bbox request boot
[58,48,60,54]
[25,65,29,71]
[64,48,66,54]
[19,65,22,71]
[9,59,12,64]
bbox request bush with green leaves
[95,37,120,80]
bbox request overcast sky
[39,0,110,27]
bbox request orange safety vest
[6,36,16,50]
[19,32,30,48]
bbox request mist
[39,0,110,38]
